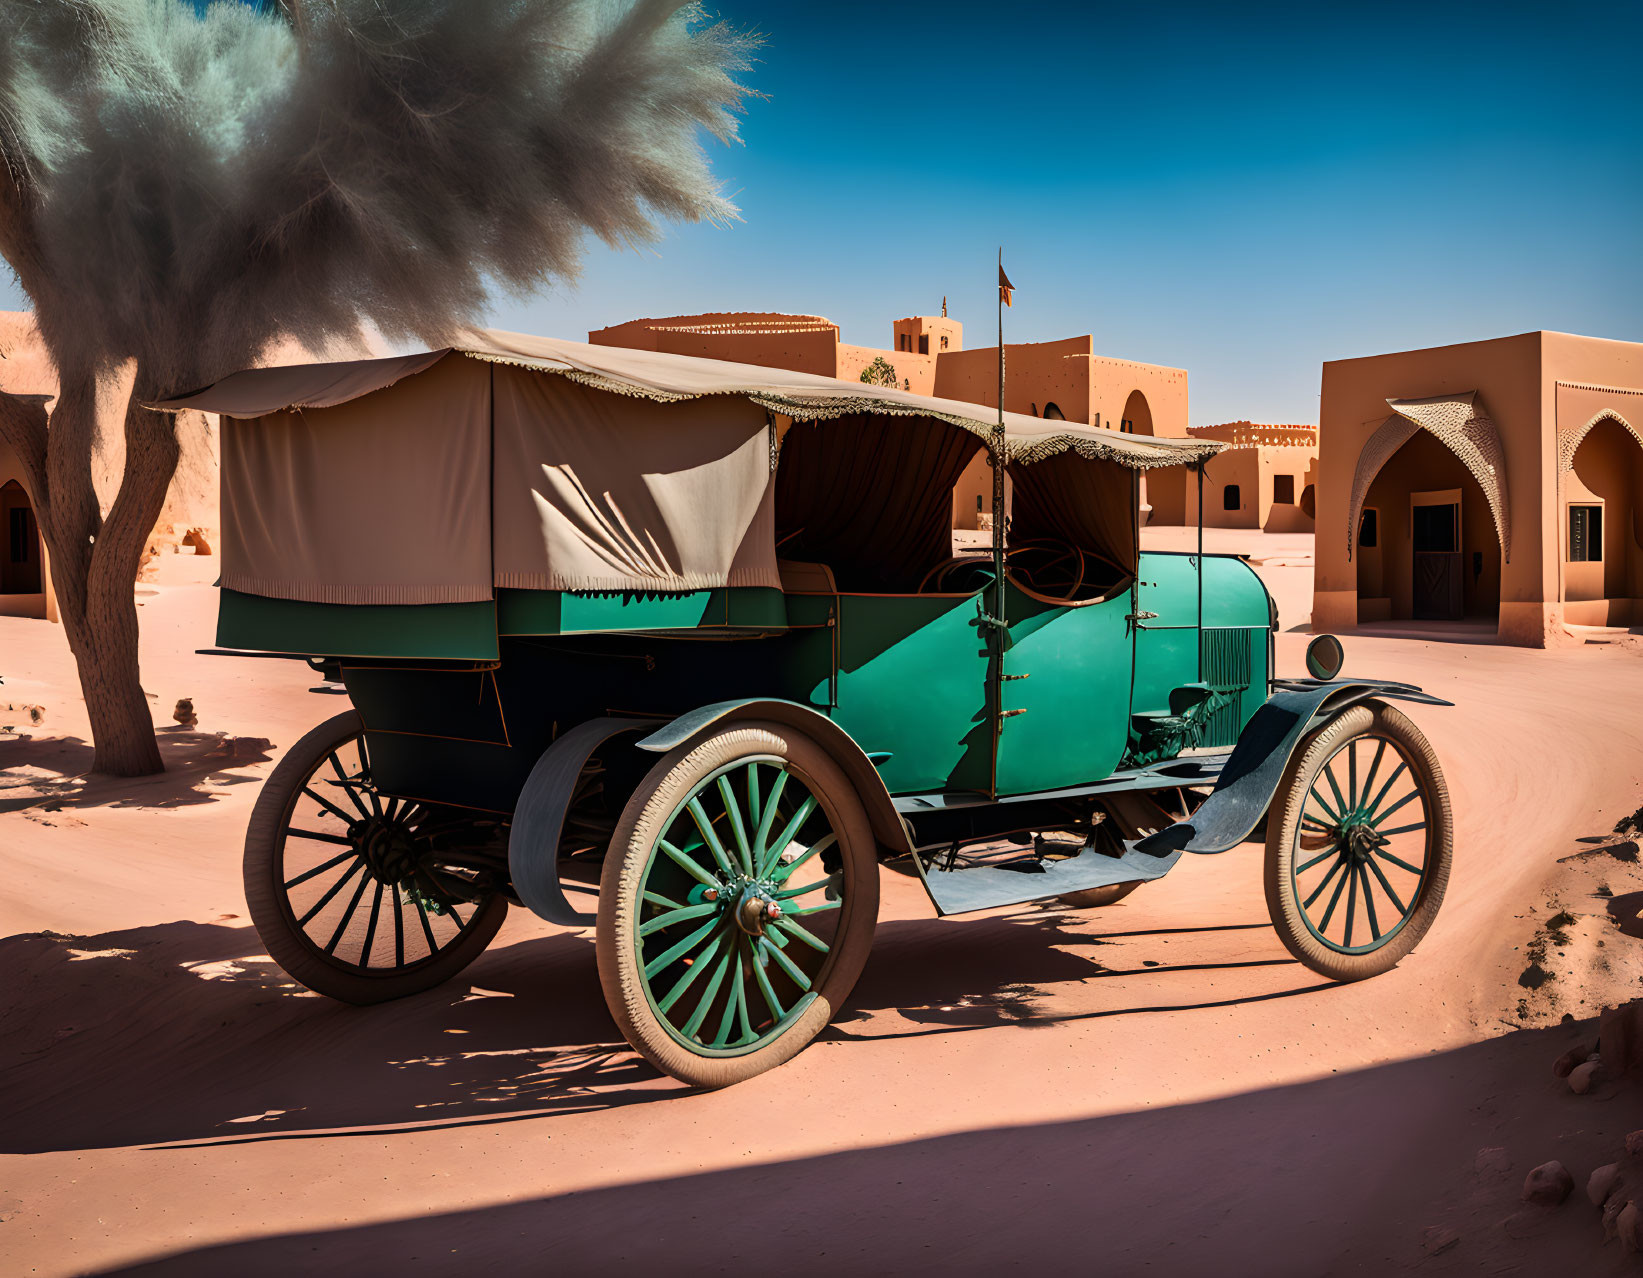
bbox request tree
[860,355,898,388]
[0,0,754,775]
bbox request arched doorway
[1041,401,1065,420]
[1121,389,1182,524]
[1120,389,1154,435]
[1564,415,1643,624]
[1356,432,1500,623]
[1,479,45,614]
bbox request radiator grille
[1199,627,1253,747]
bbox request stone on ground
[1522,1161,1574,1205]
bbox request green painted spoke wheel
[598,722,878,1088]
[1264,701,1451,981]
[244,710,506,1005]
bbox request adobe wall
[1313,332,1546,644]
[1258,444,1320,533]
[935,336,1095,423]
[1089,357,1188,439]
[836,343,936,395]
[588,314,842,377]
[1187,448,1259,528]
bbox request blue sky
[12,1,1643,425]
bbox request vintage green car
[167,331,1453,1087]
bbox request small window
[940,335,949,350]
[1223,484,1241,512]
[1569,504,1603,562]
[902,378,910,391]
[1358,509,1378,548]
[1273,475,1295,504]
[918,335,929,355]
[8,507,28,562]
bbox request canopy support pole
[1197,461,1205,683]
[992,248,1007,633]
[988,248,1009,797]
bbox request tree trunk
[75,375,180,776]
[0,371,181,777]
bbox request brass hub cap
[734,882,781,936]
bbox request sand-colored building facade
[1183,422,1318,533]
[1313,330,1643,647]
[1,311,223,622]
[590,312,1190,526]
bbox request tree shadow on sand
[0,726,273,813]
[1,905,1319,1155]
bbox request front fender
[636,699,910,855]
[1135,679,1451,857]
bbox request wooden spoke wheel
[597,722,878,1088]
[1264,701,1451,981]
[244,711,507,1005]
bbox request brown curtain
[1008,452,1138,579]
[774,413,983,592]
[218,354,493,605]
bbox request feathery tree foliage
[0,0,756,774]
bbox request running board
[911,839,1184,917]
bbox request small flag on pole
[998,263,1015,308]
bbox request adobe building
[1312,331,1643,647]
[1184,421,1318,532]
[0,310,221,622]
[590,312,1190,526]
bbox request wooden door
[1411,497,1462,621]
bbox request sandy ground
[3,533,1643,1276]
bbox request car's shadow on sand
[0,907,1314,1154]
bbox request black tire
[597,721,878,1088]
[244,710,506,1005]
[1264,701,1451,981]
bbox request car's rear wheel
[244,711,507,1004]
[597,721,878,1088]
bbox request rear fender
[1135,679,1451,856]
[636,699,910,855]
[507,716,657,926]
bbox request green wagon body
[217,550,1271,815]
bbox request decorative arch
[1559,409,1643,471]
[1347,391,1511,562]
[1120,389,1154,435]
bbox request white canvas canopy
[157,330,1222,606]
